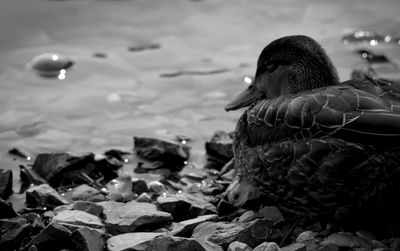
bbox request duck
[225,35,400,233]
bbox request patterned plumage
[225,35,400,232]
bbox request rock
[317,243,339,251]
[25,223,73,250]
[201,180,225,195]
[227,241,252,251]
[54,201,104,218]
[148,181,167,195]
[0,197,18,219]
[26,184,68,209]
[132,178,148,194]
[0,216,31,250]
[134,136,190,172]
[21,213,46,232]
[205,131,234,163]
[72,184,105,202]
[107,232,165,251]
[136,192,152,203]
[19,165,47,193]
[157,193,217,221]
[356,230,377,242]
[52,210,104,230]
[99,200,172,234]
[71,227,105,251]
[237,210,261,223]
[296,230,318,242]
[253,242,281,251]
[258,206,284,223]
[0,169,13,200]
[171,214,218,237]
[192,219,275,250]
[106,176,135,201]
[281,242,306,251]
[321,232,360,248]
[32,153,94,186]
[146,236,205,251]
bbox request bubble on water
[28,53,74,79]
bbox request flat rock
[32,153,94,186]
[0,216,31,251]
[205,131,234,162]
[254,242,281,251]
[0,169,13,200]
[146,236,206,251]
[52,210,104,230]
[0,197,18,219]
[296,230,317,242]
[157,193,217,221]
[322,232,360,248]
[237,210,261,223]
[54,201,104,218]
[71,227,105,251]
[25,222,73,250]
[134,136,190,172]
[172,214,218,237]
[258,206,284,223]
[107,232,165,251]
[227,241,252,251]
[192,219,275,250]
[26,184,69,209]
[281,242,306,251]
[72,184,105,202]
[99,200,172,234]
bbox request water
[1,0,400,193]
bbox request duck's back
[234,78,400,221]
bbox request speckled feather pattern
[234,79,400,216]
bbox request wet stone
[171,214,218,237]
[0,169,13,200]
[237,210,261,223]
[192,219,275,250]
[148,180,167,195]
[52,210,104,230]
[99,200,172,234]
[136,192,152,203]
[146,236,206,251]
[72,184,105,202]
[54,201,103,218]
[205,131,234,170]
[0,197,18,219]
[134,136,190,172]
[106,176,135,202]
[296,230,318,242]
[0,216,31,251]
[281,242,306,251]
[132,178,148,194]
[321,232,360,248]
[227,241,252,251]
[253,242,281,251]
[258,206,284,223]
[106,232,165,251]
[71,227,105,251]
[28,53,74,78]
[26,184,69,209]
[157,193,217,221]
[26,222,73,250]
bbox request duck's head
[225,35,340,111]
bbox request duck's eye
[265,63,277,72]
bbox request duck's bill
[225,86,262,111]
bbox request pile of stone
[1,134,400,251]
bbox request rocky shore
[1,131,400,251]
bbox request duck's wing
[246,80,400,147]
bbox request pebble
[296,230,318,242]
[227,241,252,251]
[148,180,167,195]
[26,184,69,209]
[107,232,165,251]
[146,236,206,251]
[254,242,281,251]
[258,206,284,223]
[136,192,152,203]
[71,184,105,202]
[321,232,360,248]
